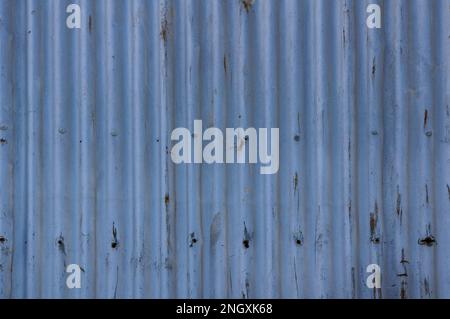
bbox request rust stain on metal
[111,223,119,249]
[243,223,250,249]
[370,202,380,244]
[160,16,169,42]
[241,0,254,13]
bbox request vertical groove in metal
[0,0,449,298]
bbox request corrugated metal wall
[0,0,449,299]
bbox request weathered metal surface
[0,0,449,298]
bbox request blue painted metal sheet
[0,0,449,298]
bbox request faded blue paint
[0,0,449,298]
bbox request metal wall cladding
[0,0,449,299]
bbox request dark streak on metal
[114,265,119,299]
[423,277,430,297]
[418,236,436,247]
[396,186,402,222]
[294,230,303,246]
[243,223,250,249]
[348,200,352,220]
[223,55,227,74]
[189,232,197,247]
[342,28,346,46]
[210,212,221,247]
[370,202,380,244]
[351,267,356,299]
[372,57,376,76]
[400,249,409,264]
[228,269,233,294]
[400,280,407,299]
[245,278,250,299]
[160,12,170,42]
[293,257,299,297]
[397,249,408,277]
[111,222,119,249]
[164,194,170,206]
